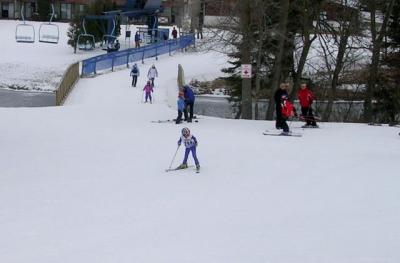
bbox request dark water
[0,89,55,107]
[195,96,366,122]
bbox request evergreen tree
[67,0,121,51]
[37,0,51,21]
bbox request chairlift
[77,18,96,51]
[39,4,59,44]
[15,5,35,43]
[101,18,117,47]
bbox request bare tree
[313,0,362,121]
[289,0,324,101]
[362,0,396,122]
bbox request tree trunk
[290,35,316,101]
[240,0,253,119]
[323,33,349,121]
[266,0,290,120]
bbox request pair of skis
[262,130,303,137]
[165,165,200,173]
[151,119,199,123]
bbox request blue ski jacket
[177,97,185,111]
[183,85,195,103]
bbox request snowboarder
[274,82,290,130]
[130,63,140,87]
[177,127,200,171]
[297,83,317,127]
[143,80,154,103]
[183,85,195,122]
[147,64,158,87]
[176,91,187,124]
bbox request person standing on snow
[143,80,154,103]
[147,64,158,87]
[172,27,178,40]
[130,63,140,87]
[175,91,187,124]
[297,82,318,128]
[177,127,200,172]
[135,31,141,48]
[183,85,195,122]
[274,82,290,130]
[279,93,297,135]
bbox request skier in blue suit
[177,127,200,171]
[183,85,195,122]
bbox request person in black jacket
[274,82,290,130]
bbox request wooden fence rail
[55,62,80,106]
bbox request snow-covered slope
[1,21,400,263]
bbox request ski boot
[196,165,200,172]
[176,163,188,170]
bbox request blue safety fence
[81,34,195,77]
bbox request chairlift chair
[15,5,35,43]
[101,18,117,47]
[77,18,96,51]
[39,4,59,44]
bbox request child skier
[177,127,200,171]
[280,94,297,135]
[297,83,318,127]
[175,91,187,124]
[143,80,153,103]
[130,63,140,87]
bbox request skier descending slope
[143,80,154,103]
[147,64,158,87]
[176,127,200,172]
[130,63,140,87]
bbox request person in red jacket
[297,83,317,127]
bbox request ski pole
[168,145,180,170]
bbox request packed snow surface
[1,21,400,263]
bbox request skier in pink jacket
[143,80,154,103]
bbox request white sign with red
[241,64,252,79]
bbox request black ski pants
[131,76,138,87]
[185,101,194,121]
[301,106,316,126]
[276,106,289,132]
[176,110,183,124]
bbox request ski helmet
[181,127,190,137]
